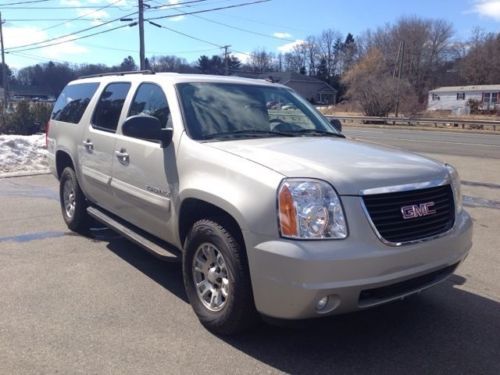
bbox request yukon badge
[401,202,436,220]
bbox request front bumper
[244,196,473,319]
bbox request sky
[2,0,500,71]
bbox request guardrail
[325,115,500,132]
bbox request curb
[0,170,51,179]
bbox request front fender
[177,136,284,238]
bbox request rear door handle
[83,139,94,151]
[115,149,129,165]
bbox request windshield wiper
[203,129,296,140]
[291,129,345,138]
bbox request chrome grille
[363,185,455,244]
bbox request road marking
[347,129,497,138]
[349,135,500,148]
[462,180,500,190]
[463,196,500,210]
[0,231,66,243]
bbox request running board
[87,206,181,262]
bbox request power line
[5,0,270,55]
[0,0,207,11]
[8,50,70,64]
[0,5,130,9]
[146,0,271,21]
[81,42,218,55]
[148,20,251,60]
[165,0,292,44]
[6,9,138,51]
[0,0,49,5]
[214,13,312,33]
[147,0,209,10]
[176,10,296,43]
[39,0,125,32]
[5,18,106,22]
[148,20,223,48]
[5,22,131,53]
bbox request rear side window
[92,82,131,132]
[128,83,170,129]
[51,82,99,124]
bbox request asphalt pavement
[343,127,500,159]
[1,133,500,374]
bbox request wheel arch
[55,150,76,179]
[178,196,246,250]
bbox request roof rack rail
[79,70,155,79]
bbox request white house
[427,84,500,114]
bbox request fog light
[316,296,329,311]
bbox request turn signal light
[278,184,298,236]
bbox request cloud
[60,0,82,6]
[4,26,88,62]
[43,37,89,59]
[273,32,292,39]
[277,39,305,53]
[232,52,250,64]
[76,8,110,25]
[471,0,500,21]
[167,0,185,21]
[169,16,185,22]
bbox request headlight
[278,179,347,239]
[445,164,462,215]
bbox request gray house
[427,84,500,114]
[258,72,337,105]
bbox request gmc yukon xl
[47,71,473,335]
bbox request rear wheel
[183,219,259,335]
[59,167,90,233]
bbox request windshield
[176,82,340,140]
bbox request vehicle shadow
[224,276,500,375]
[94,228,188,304]
[99,231,499,375]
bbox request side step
[87,206,181,262]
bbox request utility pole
[0,12,8,115]
[138,0,145,70]
[394,40,405,118]
[222,45,231,75]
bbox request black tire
[59,167,90,233]
[183,219,259,335]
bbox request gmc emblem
[401,202,436,220]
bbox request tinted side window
[51,83,99,124]
[92,82,131,132]
[128,83,170,129]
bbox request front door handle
[115,149,129,165]
[83,139,94,151]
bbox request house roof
[258,72,337,93]
[430,84,500,93]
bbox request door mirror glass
[122,115,173,147]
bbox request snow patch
[0,134,49,177]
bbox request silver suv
[47,71,473,335]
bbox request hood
[207,137,448,195]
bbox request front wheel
[183,219,259,335]
[59,167,90,233]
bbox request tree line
[2,16,499,117]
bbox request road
[1,146,500,373]
[343,127,500,159]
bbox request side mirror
[330,118,342,133]
[122,115,173,148]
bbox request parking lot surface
[1,151,499,374]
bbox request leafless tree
[248,48,276,73]
[355,17,455,102]
[343,48,416,116]
[318,29,343,78]
[459,29,500,85]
